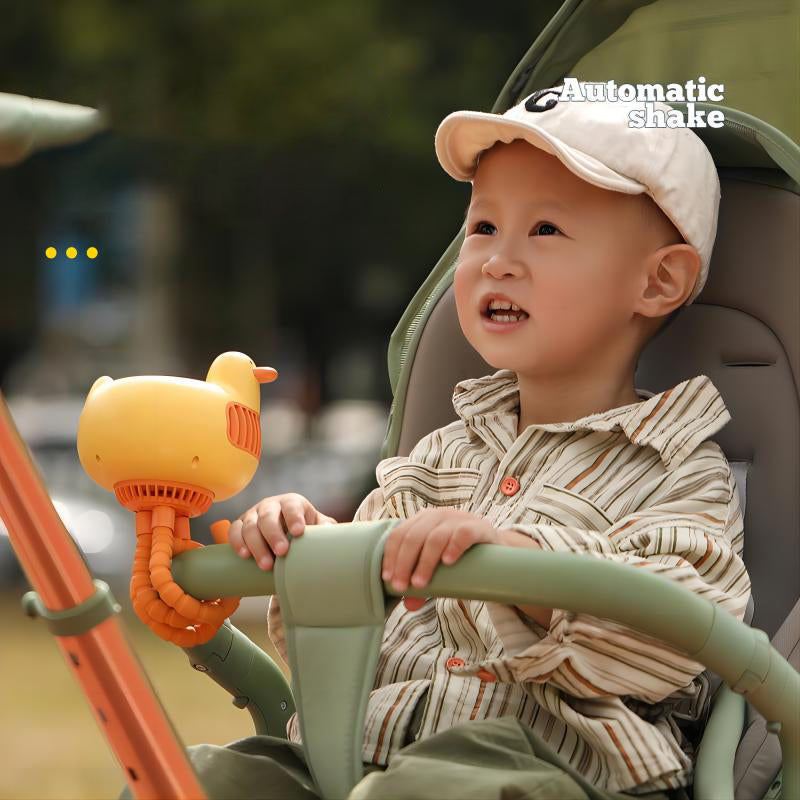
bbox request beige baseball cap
[434,82,721,305]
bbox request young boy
[228,83,750,799]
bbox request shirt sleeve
[456,446,751,704]
[267,429,445,662]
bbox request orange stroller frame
[0,396,209,800]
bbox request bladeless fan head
[77,351,277,646]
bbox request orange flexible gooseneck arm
[0,393,208,800]
[129,503,240,647]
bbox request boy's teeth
[488,300,523,311]
[489,311,528,322]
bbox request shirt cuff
[504,522,619,555]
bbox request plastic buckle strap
[21,579,121,636]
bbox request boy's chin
[478,351,554,376]
[479,353,528,372]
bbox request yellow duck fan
[76,352,277,646]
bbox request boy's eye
[472,221,561,236]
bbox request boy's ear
[635,243,702,318]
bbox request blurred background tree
[0,0,561,404]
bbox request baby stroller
[6,1,799,799]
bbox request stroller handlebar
[171,519,798,800]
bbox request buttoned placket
[434,416,556,692]
[471,419,551,527]
[441,422,553,686]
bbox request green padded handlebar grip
[171,521,798,800]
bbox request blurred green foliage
[2,1,560,153]
[0,1,562,401]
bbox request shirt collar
[451,369,731,471]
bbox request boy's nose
[481,253,525,277]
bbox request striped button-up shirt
[268,369,751,794]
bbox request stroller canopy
[495,0,799,181]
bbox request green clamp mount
[21,579,121,636]
[182,618,296,739]
[730,627,771,695]
[728,626,783,735]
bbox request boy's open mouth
[480,294,530,323]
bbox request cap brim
[435,111,646,194]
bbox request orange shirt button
[445,657,465,670]
[500,476,520,496]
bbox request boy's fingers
[280,496,309,539]
[242,523,274,570]
[382,510,438,578]
[381,522,407,580]
[239,510,264,559]
[228,518,245,554]
[390,522,430,591]
[442,524,480,564]
[410,525,453,587]
[255,504,288,559]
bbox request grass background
[1,590,289,800]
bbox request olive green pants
[118,715,690,800]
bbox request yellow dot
[45,246,57,259]
[66,247,77,259]
[87,246,99,259]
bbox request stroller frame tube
[0,394,208,800]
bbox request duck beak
[253,367,278,384]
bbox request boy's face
[454,139,667,378]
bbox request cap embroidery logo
[525,87,560,113]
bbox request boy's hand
[381,509,501,611]
[228,493,337,571]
